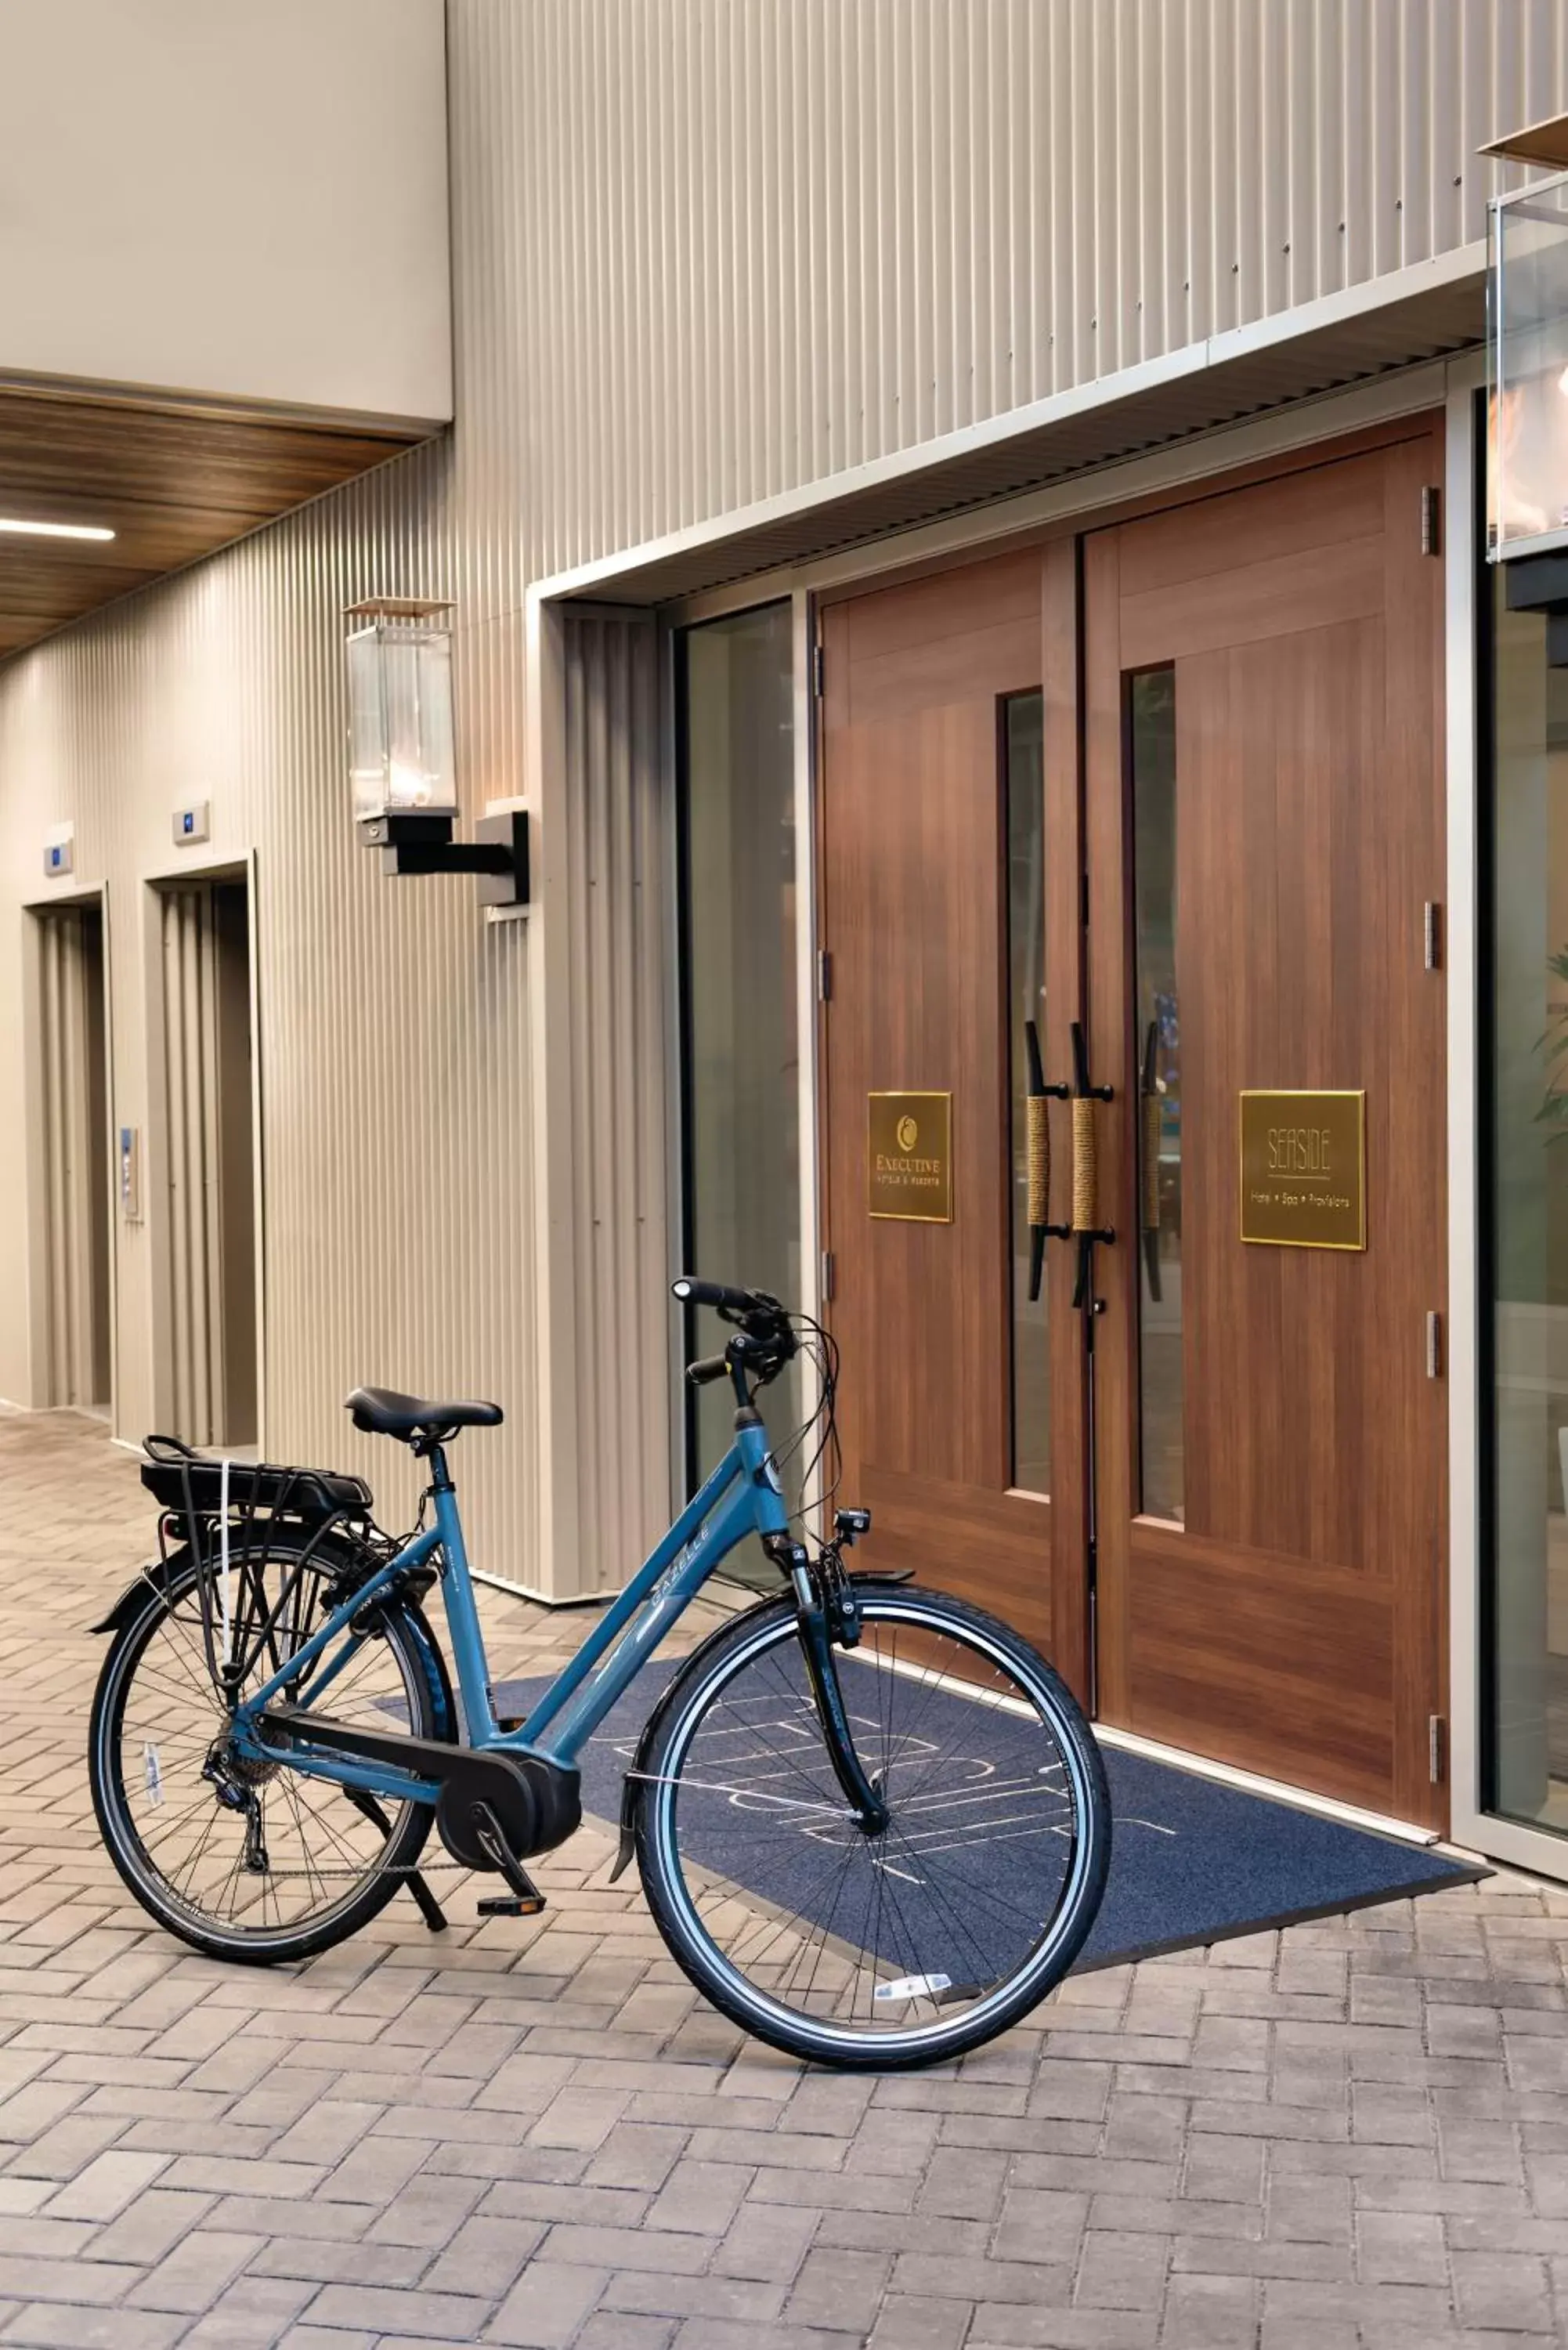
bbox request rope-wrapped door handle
[1068,1021,1115,1311]
[1024,1019,1070,1303]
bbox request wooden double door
[818,423,1447,1828]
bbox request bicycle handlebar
[674,1277,797,1394]
[672,1276,760,1314]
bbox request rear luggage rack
[141,1434,372,1523]
[141,1436,388,1702]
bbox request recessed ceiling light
[0,517,115,542]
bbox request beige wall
[0,0,450,422]
[2,0,1566,1594]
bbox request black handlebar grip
[672,1275,753,1313]
[685,1354,731,1386]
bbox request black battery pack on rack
[139,1433,373,1524]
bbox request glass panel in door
[1129,668,1183,1524]
[1006,691,1050,1495]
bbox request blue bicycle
[89,1280,1110,2067]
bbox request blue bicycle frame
[230,1413,791,1809]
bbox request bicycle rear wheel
[633,1584,1111,2068]
[89,1536,446,1963]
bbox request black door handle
[1024,1018,1069,1303]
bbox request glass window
[677,605,801,1524]
[1485,563,1568,1837]
[1130,668,1183,1524]
[1005,692,1050,1495]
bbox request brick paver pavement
[3,1408,1568,2348]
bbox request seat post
[427,1443,454,1494]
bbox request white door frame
[529,351,1568,1885]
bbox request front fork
[765,1535,889,1835]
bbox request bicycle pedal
[468,1802,547,1916]
[477,1889,546,1918]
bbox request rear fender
[89,1555,190,1636]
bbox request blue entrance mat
[495,1658,1483,1973]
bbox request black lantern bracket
[359,804,530,909]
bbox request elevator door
[160,879,257,1448]
[36,902,111,1410]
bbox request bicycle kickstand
[343,1785,449,1933]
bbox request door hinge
[1424,901,1443,970]
[1425,1310,1443,1379]
[1420,485,1441,557]
[820,1249,835,1302]
[812,642,825,697]
[1429,1713,1447,1784]
[818,948,833,1002]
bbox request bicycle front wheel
[634,1585,1111,2068]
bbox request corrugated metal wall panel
[559,613,670,1598]
[2,0,1567,1590]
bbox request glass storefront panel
[676,604,802,1535]
[1486,566,1568,1837]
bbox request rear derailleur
[201,1740,272,1874]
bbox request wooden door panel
[840,544,1043,666]
[845,620,1042,728]
[826,694,1010,1495]
[1089,422,1447,1827]
[1118,537,1384,668]
[820,546,1088,1690]
[1125,1526,1395,1805]
[1178,620,1391,1565]
[1114,449,1389,598]
[859,1465,1053,1643]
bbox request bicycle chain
[253,1859,472,1880]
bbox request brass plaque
[868,1091,952,1222]
[1239,1090,1365,1251]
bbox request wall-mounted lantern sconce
[345,597,528,906]
[1484,117,1568,663]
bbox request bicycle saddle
[345,1386,504,1440]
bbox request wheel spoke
[98,1547,434,1958]
[645,1595,1106,2060]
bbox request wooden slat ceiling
[0,385,430,656]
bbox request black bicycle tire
[89,1538,441,1965]
[634,1583,1111,2070]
